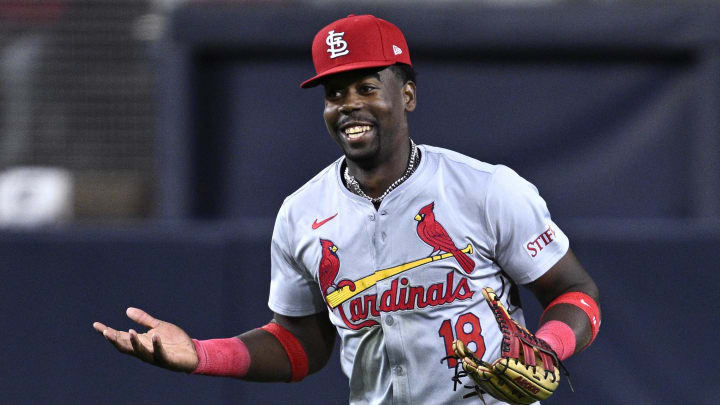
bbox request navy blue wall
[0,224,347,404]
[3,223,719,404]
[3,3,720,405]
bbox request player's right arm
[238,311,336,381]
[92,308,335,382]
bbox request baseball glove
[448,287,570,404]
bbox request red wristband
[261,323,309,382]
[536,320,576,361]
[192,337,250,378]
[541,291,601,349]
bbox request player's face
[322,67,416,167]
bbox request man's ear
[403,81,417,112]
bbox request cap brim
[300,60,396,88]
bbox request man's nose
[339,91,362,114]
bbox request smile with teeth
[343,125,372,139]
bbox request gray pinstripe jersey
[269,145,568,405]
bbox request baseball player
[93,14,601,405]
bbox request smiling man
[322,65,416,205]
[94,15,601,405]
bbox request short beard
[343,147,380,171]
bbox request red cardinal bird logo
[319,239,340,297]
[415,202,475,274]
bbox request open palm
[93,307,198,372]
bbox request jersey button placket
[381,314,409,404]
[366,209,378,251]
[379,208,410,403]
[378,210,388,243]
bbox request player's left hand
[450,287,566,405]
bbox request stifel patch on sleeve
[525,225,557,259]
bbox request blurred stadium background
[1,1,719,404]
[0,0,155,222]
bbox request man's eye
[360,85,375,93]
[326,90,342,100]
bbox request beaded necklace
[343,139,419,204]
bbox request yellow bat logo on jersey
[325,244,473,309]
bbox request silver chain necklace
[344,139,419,204]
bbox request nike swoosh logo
[581,299,590,307]
[312,213,338,230]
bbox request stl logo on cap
[326,30,349,59]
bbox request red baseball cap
[300,14,412,88]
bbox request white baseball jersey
[268,145,569,405]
